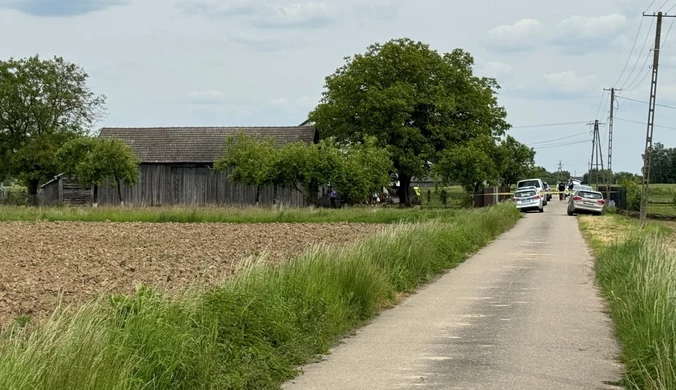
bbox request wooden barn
[96,126,319,206]
[40,174,93,206]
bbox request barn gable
[98,126,319,163]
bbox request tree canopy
[309,38,510,204]
[215,133,392,206]
[494,135,535,187]
[56,137,139,205]
[0,55,105,202]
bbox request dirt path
[283,202,623,389]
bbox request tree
[320,136,393,204]
[56,137,139,205]
[309,38,510,206]
[214,134,392,206]
[214,133,281,205]
[493,136,535,188]
[434,137,498,194]
[0,55,105,204]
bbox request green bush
[0,204,520,389]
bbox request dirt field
[0,222,382,327]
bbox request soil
[0,222,382,327]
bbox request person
[329,188,337,208]
[558,182,566,201]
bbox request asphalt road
[283,201,623,390]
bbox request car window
[578,191,602,199]
[518,180,541,188]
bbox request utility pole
[604,87,620,200]
[557,160,563,183]
[587,120,605,187]
[639,11,675,223]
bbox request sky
[2,0,676,175]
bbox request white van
[516,178,547,206]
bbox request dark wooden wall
[41,177,92,206]
[97,163,306,206]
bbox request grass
[580,214,676,389]
[0,205,466,224]
[0,203,520,390]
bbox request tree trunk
[27,179,39,206]
[304,180,319,207]
[273,185,278,206]
[115,176,124,206]
[92,184,99,208]
[397,174,412,207]
[255,185,261,206]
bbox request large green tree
[309,38,510,205]
[494,136,535,188]
[56,137,139,205]
[0,55,105,203]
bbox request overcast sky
[2,0,676,175]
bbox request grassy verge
[579,214,676,389]
[0,205,464,224]
[0,204,519,390]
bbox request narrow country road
[283,201,623,390]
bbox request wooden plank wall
[97,163,307,206]
[40,178,92,206]
[42,181,59,205]
[62,178,92,205]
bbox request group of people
[557,179,576,201]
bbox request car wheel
[539,207,544,213]
[567,209,573,216]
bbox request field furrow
[0,222,381,327]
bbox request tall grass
[0,204,519,389]
[593,232,676,389]
[0,205,462,224]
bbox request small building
[96,126,319,206]
[40,174,92,206]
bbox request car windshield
[515,190,536,197]
[577,191,602,199]
[518,180,540,188]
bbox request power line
[615,116,676,130]
[595,90,609,119]
[646,0,657,12]
[511,120,591,129]
[615,94,676,109]
[527,131,590,146]
[620,17,655,89]
[532,140,589,150]
[613,17,646,86]
[661,16,676,48]
[623,51,653,92]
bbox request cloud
[552,13,627,54]
[477,61,514,78]
[252,2,332,28]
[353,1,401,22]
[179,0,334,29]
[177,0,258,16]
[0,0,127,16]
[186,90,227,105]
[484,18,547,53]
[227,32,314,51]
[507,71,598,100]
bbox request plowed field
[0,222,381,327]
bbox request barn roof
[98,126,318,163]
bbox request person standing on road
[558,182,566,201]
